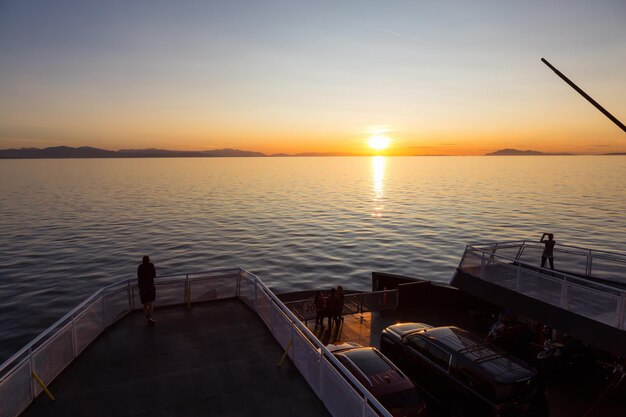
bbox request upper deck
[451,240,626,355]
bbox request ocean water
[1,156,625,362]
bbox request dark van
[327,342,428,417]
[380,323,548,417]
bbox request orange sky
[0,1,624,155]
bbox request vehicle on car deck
[380,323,549,417]
[327,342,428,417]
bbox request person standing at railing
[138,255,157,324]
[540,233,556,270]
[335,286,345,325]
[325,288,340,329]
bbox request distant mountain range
[0,146,368,159]
[0,146,267,159]
[0,146,624,158]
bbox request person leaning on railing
[335,286,345,324]
[540,233,556,270]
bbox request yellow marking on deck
[278,338,293,367]
[31,371,55,401]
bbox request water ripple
[1,156,625,361]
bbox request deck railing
[283,289,399,322]
[457,242,626,330]
[0,269,392,417]
[469,240,626,282]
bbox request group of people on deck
[313,286,345,328]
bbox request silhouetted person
[540,233,556,270]
[335,286,345,324]
[325,288,339,328]
[314,291,325,327]
[137,255,156,323]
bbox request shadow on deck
[21,299,329,417]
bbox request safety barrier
[468,240,626,282]
[0,269,391,417]
[458,243,626,330]
[283,289,399,322]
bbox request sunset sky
[0,0,624,155]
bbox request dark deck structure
[20,299,330,417]
[451,242,626,356]
[312,273,626,417]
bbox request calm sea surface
[1,156,625,361]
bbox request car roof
[385,322,433,337]
[327,342,362,353]
[335,347,416,395]
[411,326,536,382]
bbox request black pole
[541,58,626,133]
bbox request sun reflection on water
[371,156,386,217]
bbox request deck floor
[21,299,330,417]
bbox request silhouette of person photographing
[137,256,157,323]
[540,233,556,270]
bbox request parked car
[327,342,428,417]
[380,323,548,417]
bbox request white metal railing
[284,290,399,322]
[457,244,626,330]
[468,240,626,280]
[0,268,392,417]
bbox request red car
[327,342,428,417]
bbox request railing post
[254,278,258,313]
[236,269,241,298]
[28,347,34,400]
[363,393,368,416]
[480,252,486,279]
[129,281,135,311]
[560,279,569,309]
[490,243,498,264]
[359,293,363,314]
[185,274,190,309]
[515,265,522,292]
[458,247,468,271]
[101,296,105,329]
[618,292,626,330]
[587,251,593,277]
[270,297,275,332]
[127,280,133,312]
[71,321,77,358]
[319,351,325,406]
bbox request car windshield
[379,389,421,412]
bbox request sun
[368,135,391,151]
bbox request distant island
[485,148,573,156]
[0,146,268,159]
